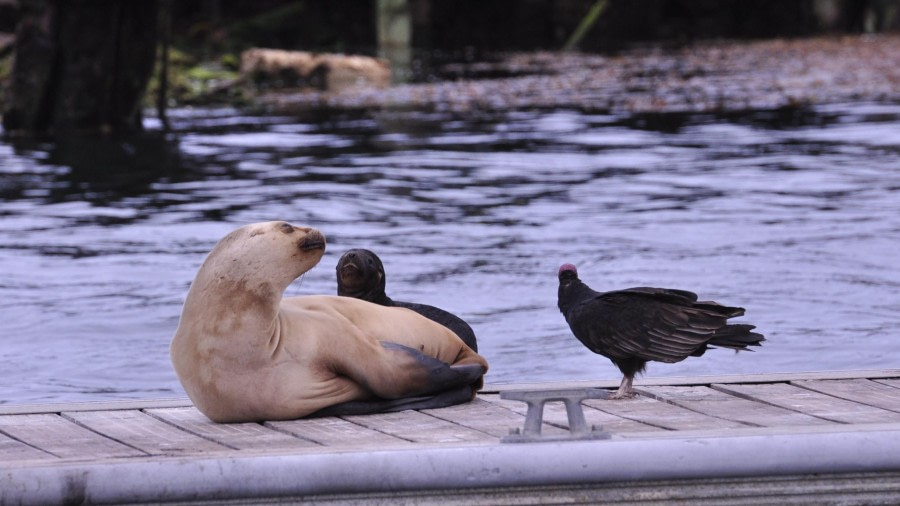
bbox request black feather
[557,263,764,395]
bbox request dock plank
[146,407,320,451]
[792,379,900,414]
[342,410,494,444]
[637,385,833,428]
[584,395,749,431]
[712,382,899,424]
[265,417,409,448]
[0,413,143,459]
[2,371,897,476]
[873,378,900,390]
[479,393,657,434]
[0,398,192,416]
[484,369,900,393]
[64,410,230,456]
[421,397,545,438]
[0,431,54,461]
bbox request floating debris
[256,35,900,114]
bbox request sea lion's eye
[279,222,295,234]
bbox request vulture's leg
[610,374,636,399]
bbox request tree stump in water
[2,0,158,135]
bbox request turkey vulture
[336,249,479,352]
[557,263,764,399]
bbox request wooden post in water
[376,0,411,83]
[1,0,158,135]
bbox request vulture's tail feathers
[709,324,765,351]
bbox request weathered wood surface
[0,431,52,462]
[636,385,831,428]
[0,413,143,459]
[1,370,898,467]
[793,379,900,414]
[343,409,492,444]
[875,378,900,390]
[63,409,229,456]
[713,382,900,424]
[147,407,319,452]
[266,415,409,448]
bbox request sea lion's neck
[180,250,291,340]
[183,278,281,337]
[339,285,393,306]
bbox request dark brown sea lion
[336,248,479,352]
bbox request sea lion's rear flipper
[380,341,485,393]
[309,386,474,417]
[311,338,486,416]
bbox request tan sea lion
[170,221,488,423]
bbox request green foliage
[220,53,240,71]
[0,52,11,111]
[563,0,609,51]
[145,47,245,107]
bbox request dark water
[1,103,899,405]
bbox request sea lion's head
[198,221,326,296]
[336,248,386,302]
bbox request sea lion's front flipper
[380,341,485,393]
[309,386,474,417]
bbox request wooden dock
[2,370,900,505]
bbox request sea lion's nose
[298,229,326,251]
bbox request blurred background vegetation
[1,0,898,134]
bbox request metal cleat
[500,388,611,443]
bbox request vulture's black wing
[565,287,742,364]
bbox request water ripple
[1,103,899,404]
